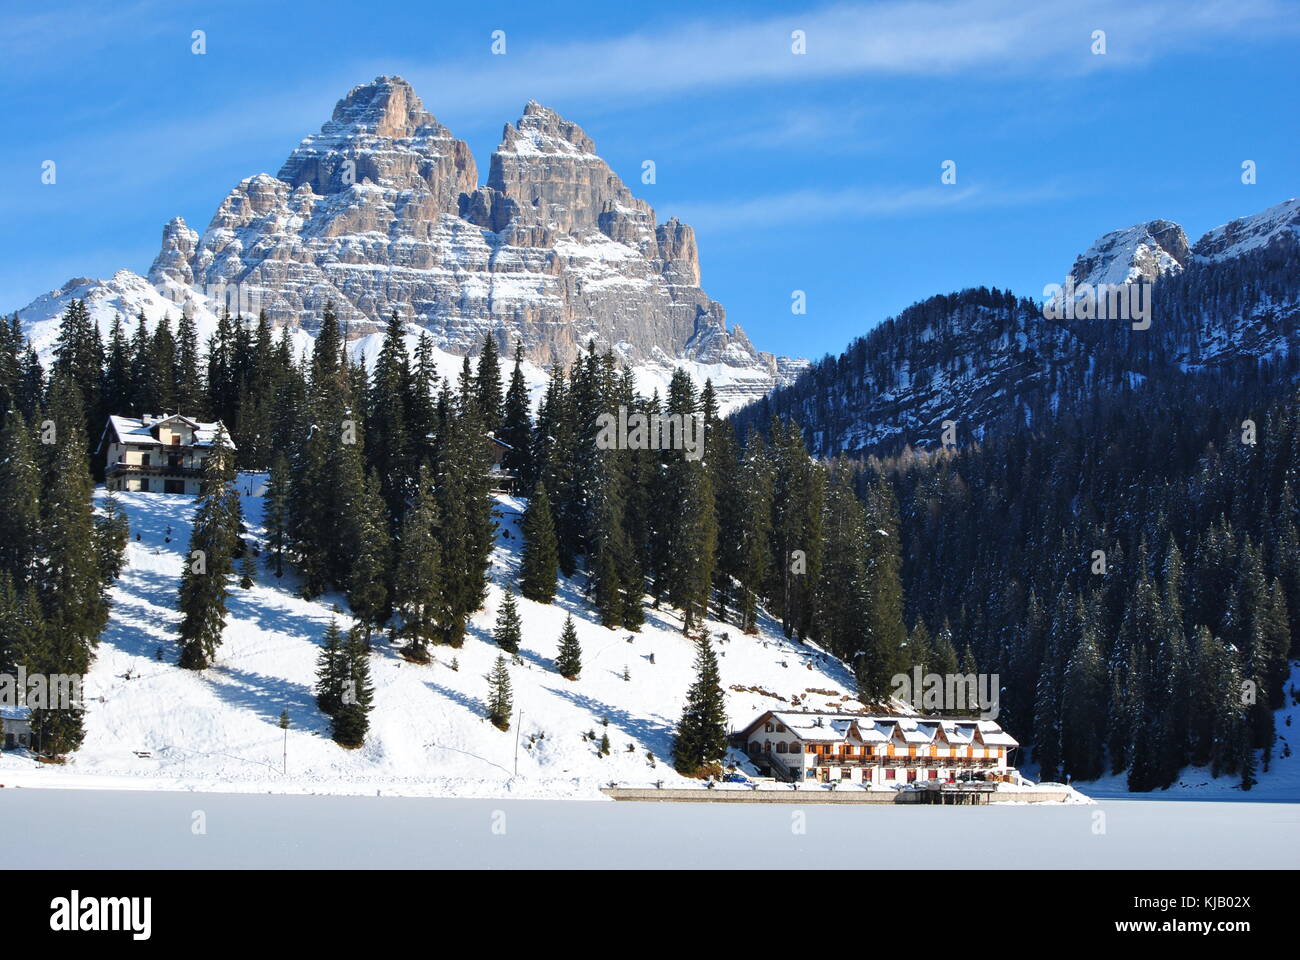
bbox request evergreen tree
[858,476,909,695]
[238,547,257,589]
[264,451,290,578]
[0,410,42,584]
[434,364,495,646]
[533,368,579,576]
[475,331,504,433]
[101,313,133,418]
[930,620,960,682]
[520,483,559,603]
[671,632,729,776]
[346,469,391,637]
[499,341,534,488]
[49,299,103,442]
[394,465,445,662]
[315,617,346,716]
[486,654,513,730]
[555,614,581,679]
[176,427,241,670]
[493,590,523,654]
[735,438,774,634]
[589,447,635,628]
[174,310,204,417]
[1060,598,1107,780]
[659,371,718,631]
[365,311,414,518]
[14,379,115,755]
[332,625,374,748]
[287,303,361,597]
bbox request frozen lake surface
[1,788,1296,868]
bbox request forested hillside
[734,210,1300,458]
[3,197,1297,792]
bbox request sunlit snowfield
[0,790,1295,868]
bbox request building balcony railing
[107,462,204,479]
[801,755,999,768]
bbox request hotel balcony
[106,462,204,479]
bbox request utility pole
[279,709,290,775]
[513,708,523,776]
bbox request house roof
[100,415,236,452]
[976,720,1019,747]
[743,710,1018,748]
[0,705,33,721]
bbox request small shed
[1,705,32,750]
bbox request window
[171,435,181,445]
[764,723,773,733]
[139,479,150,492]
[141,453,151,467]
[885,769,896,780]
[775,724,785,733]
[805,770,815,779]
[776,742,787,754]
[164,479,185,494]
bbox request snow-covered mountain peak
[1066,219,1190,289]
[327,74,439,138]
[1192,197,1300,263]
[500,101,599,158]
[12,75,805,412]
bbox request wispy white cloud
[672,181,1068,231]
[398,0,1295,114]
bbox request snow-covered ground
[3,480,1292,803]
[2,789,1290,869]
[0,479,861,799]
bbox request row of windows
[112,478,189,494]
[750,740,1003,757]
[805,768,974,782]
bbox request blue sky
[2,0,1297,360]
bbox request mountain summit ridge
[17,74,805,411]
[736,196,1300,456]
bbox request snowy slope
[15,270,226,361]
[1192,197,1300,263]
[1064,219,1189,289]
[0,481,860,798]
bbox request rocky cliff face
[136,75,801,406]
[1064,219,1190,288]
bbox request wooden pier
[601,783,1077,804]
[906,782,996,804]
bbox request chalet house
[98,414,234,495]
[1,705,32,750]
[739,710,1020,786]
[485,433,516,494]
